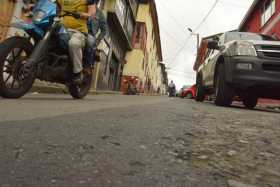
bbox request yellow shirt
[57,0,89,33]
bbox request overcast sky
[155,0,254,88]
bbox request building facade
[157,63,168,94]
[0,0,16,41]
[121,0,164,94]
[93,0,139,91]
[239,0,280,38]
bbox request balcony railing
[113,0,135,47]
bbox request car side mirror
[207,41,220,50]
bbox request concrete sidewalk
[30,82,163,96]
[31,83,121,95]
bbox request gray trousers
[87,34,96,48]
[68,29,86,74]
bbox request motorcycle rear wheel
[0,37,36,98]
[69,67,92,99]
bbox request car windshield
[225,32,277,42]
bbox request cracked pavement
[0,94,279,187]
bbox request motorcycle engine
[37,53,69,83]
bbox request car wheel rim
[2,48,28,90]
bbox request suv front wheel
[243,95,258,109]
[195,74,205,102]
[214,64,234,107]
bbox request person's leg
[68,31,86,74]
[85,34,96,67]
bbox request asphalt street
[0,94,280,187]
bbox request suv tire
[243,95,258,109]
[195,74,205,102]
[214,64,234,107]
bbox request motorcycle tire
[0,36,36,98]
[69,68,92,99]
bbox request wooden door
[0,0,15,41]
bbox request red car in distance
[180,85,196,99]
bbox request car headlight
[33,10,46,23]
[228,41,257,57]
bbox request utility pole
[187,28,200,57]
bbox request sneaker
[73,72,83,84]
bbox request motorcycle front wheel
[0,36,36,98]
[69,67,93,99]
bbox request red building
[239,0,280,105]
[239,0,280,38]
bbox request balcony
[106,0,137,50]
[128,0,138,17]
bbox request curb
[31,85,66,94]
[258,104,280,111]
[139,93,162,96]
[31,85,121,95]
[263,105,280,110]
[31,84,165,96]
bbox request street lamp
[187,27,200,56]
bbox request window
[132,22,147,50]
[261,0,275,26]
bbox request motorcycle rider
[23,0,97,83]
[56,0,97,83]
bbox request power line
[194,0,220,31]
[160,25,186,47]
[157,1,190,36]
[167,0,220,67]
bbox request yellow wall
[143,4,160,90]
[124,49,145,79]
[104,0,116,12]
[124,3,162,92]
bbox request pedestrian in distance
[168,80,176,97]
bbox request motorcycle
[168,86,176,97]
[123,76,138,95]
[0,0,93,99]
